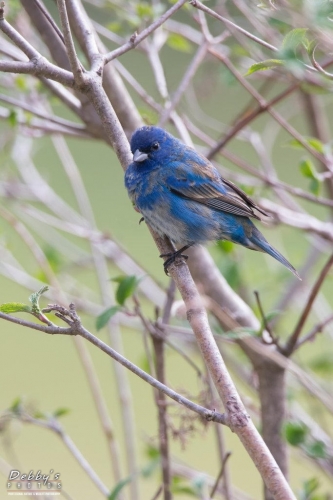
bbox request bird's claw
[160,251,189,276]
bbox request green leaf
[0,302,31,314]
[282,28,308,51]
[299,159,318,179]
[245,59,283,76]
[8,109,18,127]
[167,33,192,53]
[108,476,132,500]
[302,477,320,497]
[305,440,327,459]
[309,177,321,196]
[10,397,22,413]
[136,2,154,19]
[15,75,27,91]
[141,457,160,478]
[309,353,333,374]
[29,286,49,308]
[53,407,70,418]
[264,310,281,322]
[112,275,141,306]
[284,421,308,446]
[96,306,121,331]
[217,240,234,254]
[288,137,325,154]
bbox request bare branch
[104,0,188,64]
[0,309,226,425]
[56,0,85,83]
[284,253,333,356]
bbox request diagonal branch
[0,309,226,425]
[104,0,188,64]
[284,252,333,356]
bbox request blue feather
[125,126,300,279]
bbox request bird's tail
[247,224,301,280]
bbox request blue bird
[125,126,299,278]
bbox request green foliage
[305,440,327,459]
[309,353,333,375]
[217,240,234,254]
[0,302,31,313]
[15,75,28,91]
[29,286,49,315]
[299,477,322,500]
[171,476,197,497]
[288,137,325,154]
[245,59,284,76]
[299,158,321,196]
[135,2,154,19]
[284,421,308,445]
[7,109,18,127]
[10,396,22,413]
[108,476,132,500]
[281,28,309,52]
[167,34,192,53]
[96,305,122,331]
[53,407,70,418]
[112,275,141,306]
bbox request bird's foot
[139,217,145,224]
[160,244,192,276]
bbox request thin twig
[104,0,188,64]
[190,0,277,52]
[284,253,333,356]
[295,313,333,350]
[0,308,227,424]
[56,0,85,84]
[210,452,232,499]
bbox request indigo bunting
[125,126,299,278]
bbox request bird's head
[130,126,177,166]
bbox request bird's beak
[133,149,148,163]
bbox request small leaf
[284,421,308,446]
[15,75,27,91]
[299,158,317,179]
[0,302,31,314]
[302,477,320,497]
[136,2,154,19]
[10,397,22,413]
[53,407,70,418]
[305,440,327,459]
[282,28,308,51]
[309,177,321,196]
[141,457,160,478]
[288,137,325,154]
[217,240,234,254]
[112,275,141,306]
[264,310,281,322]
[8,109,18,127]
[96,306,121,331]
[245,59,283,76]
[167,33,192,53]
[108,476,132,500]
[29,286,49,308]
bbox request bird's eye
[151,141,160,151]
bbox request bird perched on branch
[125,126,299,279]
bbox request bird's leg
[160,244,194,276]
[139,217,145,224]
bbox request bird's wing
[165,157,268,220]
